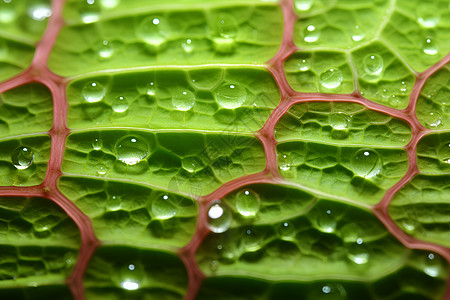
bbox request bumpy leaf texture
[0,0,449,299]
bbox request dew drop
[304,24,320,43]
[146,82,156,96]
[119,263,143,290]
[98,40,114,59]
[172,90,195,111]
[241,227,262,252]
[424,112,443,128]
[96,164,108,175]
[100,0,119,9]
[181,156,205,173]
[424,252,443,277]
[351,149,382,178]
[137,16,168,47]
[152,194,177,220]
[423,37,438,55]
[80,0,100,23]
[207,200,232,233]
[278,154,292,172]
[401,218,418,232]
[311,284,347,300]
[351,25,364,42]
[417,3,440,28]
[297,58,311,71]
[363,54,383,76]
[320,68,343,89]
[82,81,106,103]
[294,0,313,11]
[11,146,34,170]
[181,38,194,53]
[0,0,17,23]
[92,138,102,150]
[317,209,336,233]
[235,189,260,218]
[278,221,296,241]
[215,83,246,109]
[112,96,128,113]
[437,142,450,164]
[107,195,122,211]
[347,238,370,264]
[115,135,149,165]
[212,13,238,54]
[28,4,52,21]
[330,113,350,139]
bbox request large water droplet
[82,81,106,103]
[304,24,320,43]
[80,0,101,23]
[351,149,382,178]
[215,83,246,109]
[207,200,232,233]
[115,135,149,165]
[294,0,313,11]
[11,146,34,170]
[119,263,143,290]
[235,189,260,218]
[152,194,177,220]
[347,238,369,264]
[112,96,128,113]
[278,221,296,241]
[172,90,195,111]
[330,113,350,139]
[212,14,238,54]
[0,0,17,23]
[98,40,114,59]
[297,58,311,71]
[320,68,343,89]
[182,156,205,173]
[317,209,336,233]
[417,3,440,28]
[137,16,168,47]
[423,37,438,55]
[363,54,383,76]
[240,227,262,252]
[437,142,450,164]
[107,195,122,211]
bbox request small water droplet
[119,263,143,290]
[28,4,52,21]
[98,40,114,59]
[417,3,440,28]
[82,81,106,103]
[311,284,347,300]
[80,0,100,23]
[402,218,418,232]
[278,221,296,241]
[152,194,177,220]
[92,138,102,150]
[100,0,119,9]
[215,83,246,109]
[423,37,438,55]
[298,58,311,71]
[351,149,382,178]
[424,112,443,128]
[424,252,443,277]
[115,135,149,165]
[351,25,364,42]
[347,238,369,264]
[330,113,350,139]
[181,156,205,173]
[437,142,450,164]
[112,96,128,113]
[137,16,168,47]
[363,54,383,76]
[304,24,320,43]
[181,38,194,53]
[107,195,122,211]
[278,154,292,172]
[320,68,343,89]
[0,0,17,23]
[172,90,195,111]
[146,82,156,96]
[317,209,336,233]
[207,200,232,233]
[209,260,218,272]
[294,0,313,11]
[11,146,34,170]
[212,14,238,54]
[240,227,262,252]
[95,163,108,175]
[235,189,260,218]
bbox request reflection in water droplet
[172,90,195,111]
[330,113,350,139]
[119,263,142,290]
[137,16,168,47]
[80,0,100,23]
[424,112,443,128]
[28,4,52,21]
[294,0,313,11]
[181,38,194,53]
[92,138,101,150]
[278,222,296,241]
[317,209,336,233]
[82,81,106,103]
[182,156,205,173]
[423,37,438,55]
[351,149,382,178]
[96,164,107,175]
[207,200,232,233]
[115,135,149,165]
[212,14,238,54]
[98,40,114,59]
[215,83,246,109]
[424,252,443,277]
[241,227,261,252]
[11,146,34,170]
[298,58,310,71]
[347,238,370,264]
[107,195,122,211]
[437,142,450,164]
[304,24,320,43]
[112,96,128,113]
[146,82,156,96]
[152,194,177,219]
[235,189,260,217]
[363,54,383,75]
[417,3,440,28]
[320,68,343,89]
[351,25,364,42]
[0,0,17,23]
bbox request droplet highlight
[115,135,149,165]
[235,189,260,218]
[11,146,34,170]
[215,83,246,109]
[320,68,343,89]
[151,194,177,220]
[207,200,232,233]
[111,96,128,113]
[181,38,194,53]
[278,221,296,241]
[351,149,382,178]
[82,81,106,103]
[423,37,438,55]
[363,54,383,76]
[137,16,168,47]
[347,238,369,264]
[304,24,319,43]
[172,90,195,111]
[317,209,336,233]
[98,40,114,59]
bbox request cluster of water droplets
[11,146,34,170]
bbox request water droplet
[351,25,364,42]
[172,90,195,111]
[28,4,52,21]
[112,96,128,113]
[152,194,177,220]
[209,260,218,272]
[0,0,17,23]
[240,227,262,252]
[100,0,119,9]
[207,200,232,233]
[119,263,143,290]
[401,218,418,232]
[212,14,238,54]
[137,16,169,48]
[182,156,205,173]
[181,38,194,53]
[215,83,246,109]
[92,138,102,150]
[423,37,438,55]
[304,24,320,43]
[351,149,382,178]
[11,146,34,170]
[347,238,369,264]
[278,221,296,241]
[82,81,106,103]
[80,0,100,23]
[146,82,156,96]
[317,209,336,233]
[320,68,343,89]
[278,154,292,172]
[298,58,311,71]
[423,252,443,277]
[235,189,260,218]
[96,164,108,175]
[363,54,383,76]
[437,142,450,164]
[424,112,443,128]
[115,135,149,165]
[98,40,114,59]
[107,195,122,211]
[417,3,440,28]
[330,113,350,139]
[311,284,347,300]
[294,0,313,11]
